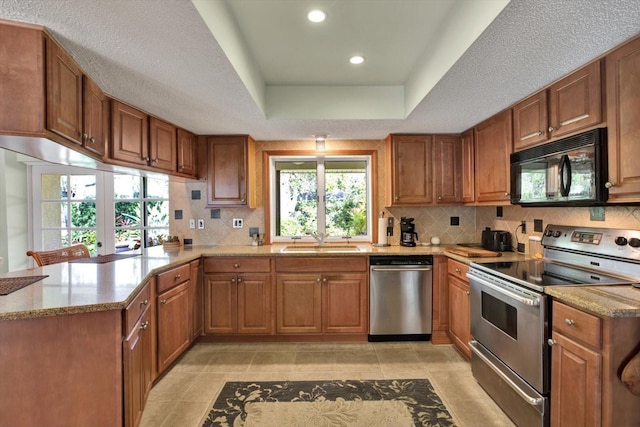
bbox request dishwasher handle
[370,266,432,272]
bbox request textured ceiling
[1,0,640,141]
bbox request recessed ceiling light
[307,9,326,23]
[349,55,365,65]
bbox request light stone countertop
[545,285,640,318]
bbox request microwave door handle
[559,154,572,197]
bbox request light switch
[189,219,195,229]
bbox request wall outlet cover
[197,219,205,229]
[189,219,195,229]
[183,238,193,245]
[233,218,243,228]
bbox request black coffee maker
[400,217,419,247]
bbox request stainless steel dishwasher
[369,255,433,341]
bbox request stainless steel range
[467,224,640,427]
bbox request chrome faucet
[306,231,327,245]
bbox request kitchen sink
[280,245,364,253]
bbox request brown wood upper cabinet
[474,109,513,203]
[605,35,640,202]
[461,128,475,203]
[513,61,602,151]
[177,128,198,178]
[110,101,177,173]
[386,134,462,206]
[206,135,256,207]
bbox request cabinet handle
[142,156,150,162]
[152,158,158,163]
[438,196,442,200]
[140,321,149,330]
[89,136,96,143]
[455,268,461,273]
[160,299,167,305]
[316,277,321,282]
[322,277,327,283]
[466,290,470,296]
[237,278,242,283]
[175,274,181,280]
[548,339,557,346]
[605,181,615,189]
[82,133,88,140]
[564,318,575,326]
[504,192,510,196]
[179,164,184,170]
[234,263,240,268]
[395,196,399,201]
[231,278,236,283]
[140,299,149,306]
[548,126,556,133]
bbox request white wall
[0,149,29,272]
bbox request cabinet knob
[237,278,242,283]
[82,133,88,140]
[395,196,399,201]
[548,126,556,132]
[316,277,321,282]
[548,338,557,346]
[322,277,327,283]
[605,181,615,189]
[175,274,181,280]
[564,318,575,326]
[234,263,240,268]
[438,196,442,200]
[160,299,167,305]
[89,137,96,143]
[504,192,510,196]
[143,156,150,162]
[231,278,236,283]
[140,299,148,306]
[179,164,185,170]
[152,158,158,163]
[455,268,461,273]
[466,291,470,296]
[140,321,149,330]
[537,130,543,136]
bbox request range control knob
[629,238,640,248]
[545,229,553,237]
[552,230,562,238]
[615,236,628,246]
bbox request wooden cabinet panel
[606,35,640,202]
[276,273,322,334]
[433,134,462,204]
[237,274,272,334]
[82,76,108,157]
[386,134,433,205]
[431,256,451,344]
[513,90,548,151]
[447,272,470,360]
[189,260,202,340]
[474,109,513,203]
[177,128,197,177]
[323,273,367,334]
[46,37,83,145]
[124,282,151,333]
[157,263,191,294]
[123,308,152,427]
[548,61,601,139]
[149,117,176,173]
[157,281,190,373]
[204,273,237,334]
[461,128,475,203]
[552,302,602,349]
[206,135,255,207]
[551,331,602,427]
[275,257,367,273]
[205,257,271,273]
[111,100,149,166]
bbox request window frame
[266,150,377,244]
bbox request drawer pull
[140,299,149,306]
[140,321,149,330]
[564,318,575,326]
[322,277,327,283]
[234,263,240,268]
[548,339,557,346]
[160,299,167,305]
[237,278,242,283]
[455,268,461,273]
[175,274,181,280]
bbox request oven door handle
[467,273,540,307]
[469,340,545,407]
[370,267,433,272]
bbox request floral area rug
[202,379,456,426]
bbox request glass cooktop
[471,259,635,292]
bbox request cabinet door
[606,36,640,202]
[447,274,470,360]
[111,100,149,166]
[474,109,513,203]
[123,309,152,427]
[177,128,197,177]
[322,273,367,333]
[82,76,108,158]
[276,274,322,334]
[207,136,250,206]
[149,117,176,172]
[549,61,601,139]
[190,260,202,339]
[551,332,602,427]
[237,273,273,334]
[461,128,475,203]
[157,281,190,373]
[204,273,237,334]
[431,256,451,344]
[46,37,83,144]
[386,134,433,205]
[513,90,548,151]
[433,134,462,204]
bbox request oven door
[468,269,548,394]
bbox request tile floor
[140,341,515,427]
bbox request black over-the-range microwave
[510,128,608,206]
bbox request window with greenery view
[271,155,371,242]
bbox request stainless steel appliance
[400,217,418,247]
[467,224,640,427]
[369,255,432,341]
[510,128,608,206]
[481,227,512,251]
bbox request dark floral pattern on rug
[202,379,455,426]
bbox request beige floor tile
[161,400,212,427]
[147,371,199,402]
[169,350,214,373]
[180,373,227,403]
[247,351,296,372]
[335,349,379,370]
[295,342,338,351]
[293,350,337,371]
[138,400,178,427]
[203,351,256,373]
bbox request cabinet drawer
[276,257,367,272]
[552,302,602,349]
[157,263,190,294]
[125,282,151,333]
[447,259,469,279]
[203,257,271,273]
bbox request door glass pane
[114,175,140,199]
[276,161,317,236]
[41,174,65,200]
[42,229,68,250]
[70,202,96,227]
[146,200,168,227]
[69,175,96,200]
[325,160,367,237]
[146,177,169,199]
[41,201,67,228]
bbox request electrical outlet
[233,218,243,228]
[197,219,204,229]
[521,220,527,234]
[189,219,195,229]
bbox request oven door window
[481,291,518,339]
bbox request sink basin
[281,245,364,253]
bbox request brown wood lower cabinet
[123,306,152,427]
[431,256,452,344]
[550,301,640,427]
[275,257,368,336]
[447,259,470,359]
[203,257,273,335]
